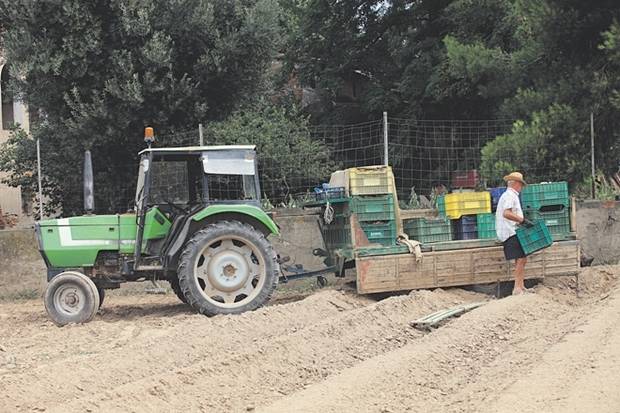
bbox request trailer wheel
[177,221,279,316]
[44,271,100,326]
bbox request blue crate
[489,187,507,212]
[453,215,478,240]
[314,186,346,201]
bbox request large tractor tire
[168,277,188,304]
[44,271,100,326]
[177,221,279,316]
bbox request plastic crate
[436,195,446,216]
[525,206,571,241]
[520,181,569,209]
[361,220,397,246]
[315,187,345,201]
[349,166,396,196]
[322,216,351,249]
[516,220,553,255]
[403,217,452,244]
[476,213,496,239]
[452,169,480,188]
[453,215,478,240]
[489,187,507,212]
[350,194,396,222]
[444,192,491,219]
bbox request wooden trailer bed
[355,240,580,294]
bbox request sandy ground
[0,265,618,412]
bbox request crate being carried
[403,217,452,244]
[348,165,396,196]
[516,220,553,255]
[444,191,491,219]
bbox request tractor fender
[163,205,279,270]
[191,205,279,235]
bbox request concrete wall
[576,200,620,265]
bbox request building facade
[0,58,31,227]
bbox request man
[495,172,533,295]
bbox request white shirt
[495,187,523,242]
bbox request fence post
[198,123,204,146]
[36,138,43,220]
[383,111,388,166]
[590,112,595,199]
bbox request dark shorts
[503,234,526,260]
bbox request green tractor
[36,131,281,325]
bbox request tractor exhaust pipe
[83,150,95,214]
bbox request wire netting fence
[39,114,599,215]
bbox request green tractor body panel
[38,208,171,268]
[191,204,279,235]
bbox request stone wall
[576,200,620,265]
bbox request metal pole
[383,111,388,166]
[198,123,204,146]
[36,138,43,220]
[590,112,595,199]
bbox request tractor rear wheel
[44,271,100,326]
[177,221,279,316]
[168,277,188,304]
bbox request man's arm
[503,208,524,223]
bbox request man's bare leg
[513,257,527,294]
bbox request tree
[0,0,283,215]
[206,101,335,203]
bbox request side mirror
[84,150,95,213]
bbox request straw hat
[503,171,527,185]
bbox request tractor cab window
[147,155,204,210]
[202,150,259,203]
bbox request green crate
[521,181,569,209]
[350,194,396,222]
[361,220,397,246]
[322,216,351,249]
[437,195,446,217]
[516,220,553,255]
[476,213,496,239]
[403,217,452,244]
[525,207,571,241]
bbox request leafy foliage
[0,0,283,215]
[207,101,335,200]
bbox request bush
[481,104,589,187]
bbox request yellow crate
[348,166,396,196]
[444,192,491,219]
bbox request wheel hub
[206,250,250,292]
[54,284,86,316]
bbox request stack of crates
[521,182,571,241]
[440,191,492,241]
[347,166,399,246]
[403,217,452,244]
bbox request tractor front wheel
[177,221,279,316]
[44,271,100,326]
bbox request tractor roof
[138,145,256,155]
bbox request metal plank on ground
[410,302,487,331]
